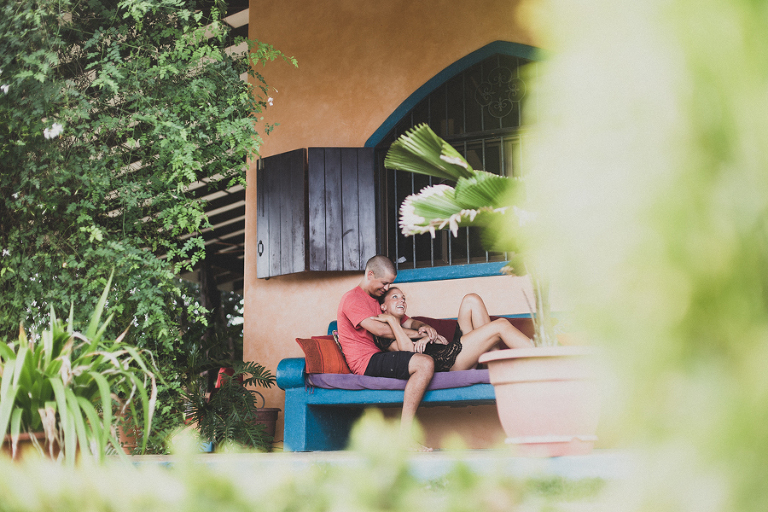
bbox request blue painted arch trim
[365,40,544,148]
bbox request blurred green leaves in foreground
[524,0,768,510]
[0,411,603,512]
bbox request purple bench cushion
[307,369,490,391]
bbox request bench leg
[305,406,363,451]
[283,391,363,451]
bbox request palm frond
[454,171,521,209]
[399,184,508,237]
[384,124,475,181]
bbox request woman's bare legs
[451,293,533,371]
[456,293,492,334]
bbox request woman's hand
[374,313,396,323]
[412,336,430,353]
[433,334,449,345]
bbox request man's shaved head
[365,255,396,279]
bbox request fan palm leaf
[454,171,521,209]
[399,183,509,237]
[384,124,475,181]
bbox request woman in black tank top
[372,287,532,372]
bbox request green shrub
[0,411,604,512]
[0,272,158,463]
[184,361,276,452]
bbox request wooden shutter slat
[341,149,360,271]
[267,154,282,278]
[356,148,376,269]
[308,148,327,271]
[256,159,269,279]
[279,151,293,275]
[323,148,343,271]
[292,148,307,274]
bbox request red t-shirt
[336,286,383,375]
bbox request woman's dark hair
[377,287,402,305]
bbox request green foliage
[0,0,294,354]
[525,0,768,510]
[184,360,275,451]
[384,122,476,181]
[385,124,524,243]
[134,280,246,454]
[0,411,605,511]
[0,271,158,463]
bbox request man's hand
[417,324,438,342]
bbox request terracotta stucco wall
[244,0,539,449]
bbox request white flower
[43,122,63,139]
[2,249,9,256]
[1,85,8,94]
[267,97,274,106]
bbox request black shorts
[364,351,414,380]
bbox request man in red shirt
[337,255,437,448]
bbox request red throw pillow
[295,335,352,374]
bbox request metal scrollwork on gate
[474,66,526,119]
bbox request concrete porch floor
[131,449,632,482]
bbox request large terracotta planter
[2,432,61,461]
[479,346,601,457]
[117,422,139,454]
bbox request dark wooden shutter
[256,149,307,278]
[308,148,375,272]
[256,147,375,278]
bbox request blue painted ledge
[394,261,508,283]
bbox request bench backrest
[328,314,535,339]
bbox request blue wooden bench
[277,320,504,452]
[277,358,496,451]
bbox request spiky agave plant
[0,271,158,463]
[384,123,557,346]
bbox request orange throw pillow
[295,335,352,374]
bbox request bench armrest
[277,358,307,390]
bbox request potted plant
[184,360,277,452]
[0,271,158,463]
[385,124,600,456]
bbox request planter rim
[3,432,48,442]
[479,345,595,364]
